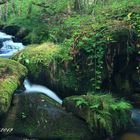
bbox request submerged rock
[0,58,27,115]
[0,93,93,140]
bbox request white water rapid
[0,32,25,58]
[23,79,62,104]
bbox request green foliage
[61,23,109,91]
[0,58,27,115]
[3,0,140,94]
[131,13,140,85]
[67,94,132,136]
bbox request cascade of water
[0,32,12,42]
[0,32,25,58]
[0,31,62,105]
[23,79,62,104]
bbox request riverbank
[0,0,140,139]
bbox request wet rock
[63,94,132,138]
[2,25,29,45]
[0,93,93,140]
[3,25,20,36]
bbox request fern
[67,93,132,137]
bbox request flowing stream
[24,79,62,104]
[0,31,62,104]
[0,32,24,58]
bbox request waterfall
[0,32,25,58]
[0,31,62,105]
[23,79,62,105]
[0,32,12,42]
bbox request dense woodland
[0,0,140,140]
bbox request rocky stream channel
[0,32,140,140]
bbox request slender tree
[0,5,2,19]
[27,1,33,18]
[4,0,8,21]
[11,0,16,15]
[18,0,23,16]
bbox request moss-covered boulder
[63,94,132,138]
[0,93,93,140]
[0,58,27,115]
[12,43,80,98]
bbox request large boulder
[12,43,80,98]
[0,93,93,140]
[0,58,27,115]
[63,94,132,138]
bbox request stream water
[0,31,62,105]
[0,31,140,140]
[0,32,24,58]
[24,79,62,104]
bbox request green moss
[12,42,78,97]
[0,58,27,115]
[63,94,132,137]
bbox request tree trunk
[27,2,32,18]
[4,0,8,21]
[0,5,2,19]
[67,1,72,15]
[74,0,81,11]
[18,0,23,16]
[11,0,16,15]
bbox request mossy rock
[63,94,132,138]
[0,58,27,115]
[0,93,93,140]
[12,19,139,97]
[12,43,81,98]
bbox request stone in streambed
[1,93,93,140]
[63,94,132,138]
